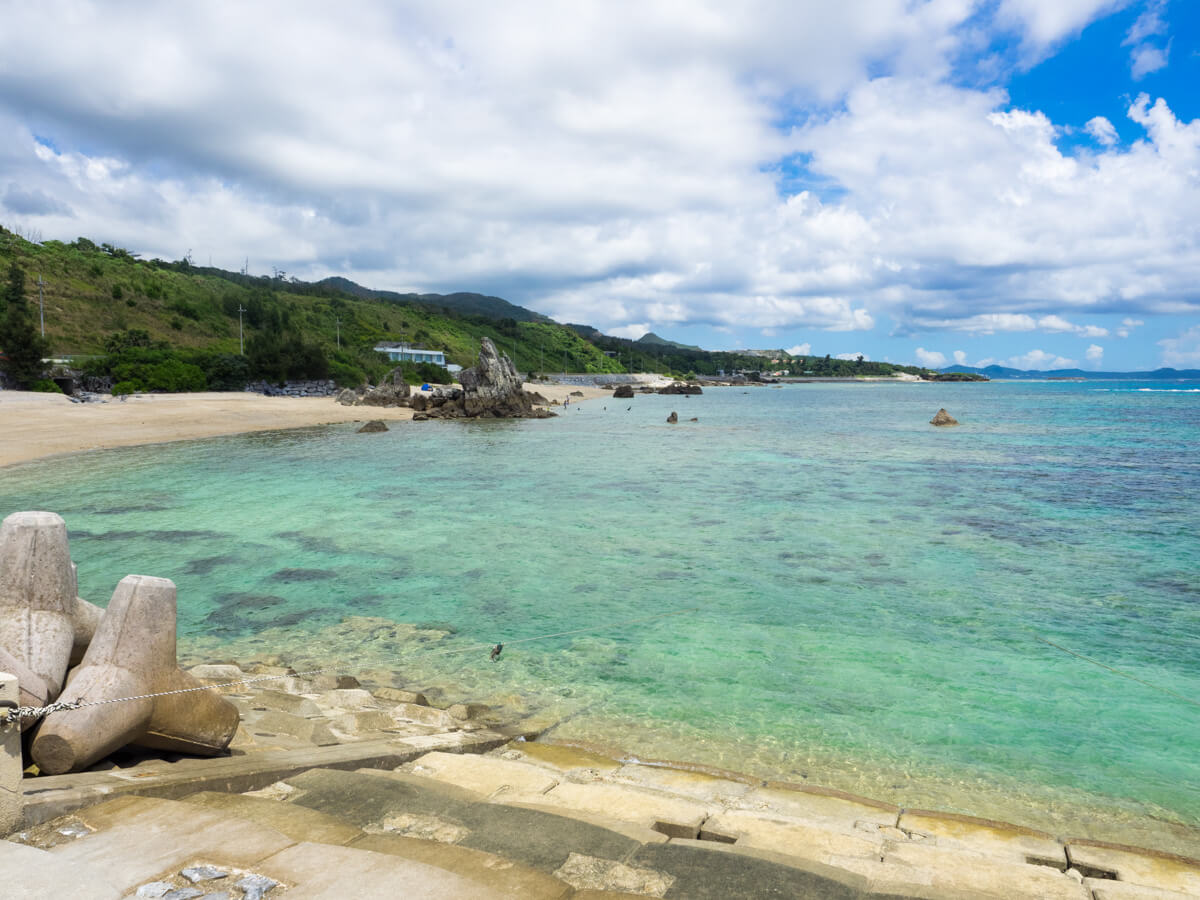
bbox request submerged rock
[357,420,389,433]
[667,411,678,424]
[930,408,959,426]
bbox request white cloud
[0,1,1194,350]
[1085,116,1118,146]
[1158,326,1200,367]
[1130,44,1170,79]
[953,350,967,365]
[1008,349,1079,369]
[1036,315,1108,337]
[915,347,948,367]
[785,343,811,356]
[1116,317,1144,338]
[1085,343,1104,364]
[609,323,653,340]
[835,351,867,361]
[1124,0,1170,80]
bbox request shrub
[111,284,123,300]
[31,379,62,393]
[111,381,137,395]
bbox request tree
[0,262,50,388]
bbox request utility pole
[237,305,246,355]
[35,274,47,337]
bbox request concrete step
[273,766,903,898]
[0,838,124,899]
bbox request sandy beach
[0,384,608,468]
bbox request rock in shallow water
[930,408,959,426]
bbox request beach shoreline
[0,383,609,468]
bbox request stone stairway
[4,742,1199,898]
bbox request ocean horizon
[3,379,1198,854]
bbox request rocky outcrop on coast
[412,338,553,420]
[335,367,411,407]
[657,381,702,395]
[612,384,634,398]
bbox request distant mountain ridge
[636,332,703,351]
[319,277,552,324]
[942,365,1200,380]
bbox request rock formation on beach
[612,384,635,399]
[412,338,552,420]
[657,381,702,395]
[336,367,411,408]
[930,408,959,426]
[0,511,238,771]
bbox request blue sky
[1,1,1197,370]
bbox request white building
[373,343,448,367]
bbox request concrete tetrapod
[31,575,239,774]
[0,511,101,698]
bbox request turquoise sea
[3,380,1199,852]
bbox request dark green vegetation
[0,259,52,389]
[0,226,962,389]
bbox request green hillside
[0,226,955,390]
[0,230,621,388]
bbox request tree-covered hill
[0,226,956,390]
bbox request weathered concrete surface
[407,749,560,798]
[284,767,653,874]
[899,809,1065,865]
[0,837,123,898]
[628,840,880,900]
[257,840,520,899]
[610,762,754,804]
[30,575,239,773]
[0,672,21,834]
[701,809,884,872]
[48,795,295,894]
[20,731,509,826]
[534,780,711,838]
[872,841,1090,900]
[351,831,573,899]
[1089,880,1200,899]
[504,741,624,775]
[554,851,676,897]
[0,511,83,696]
[1066,840,1200,895]
[734,783,899,831]
[183,789,363,845]
[0,647,50,727]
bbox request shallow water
[3,380,1198,851]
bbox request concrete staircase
[4,743,1199,899]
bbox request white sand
[0,383,608,468]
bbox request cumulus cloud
[1085,116,1119,146]
[0,1,1194,348]
[835,351,866,361]
[1085,343,1104,364]
[1158,325,1200,367]
[1009,349,1079,369]
[953,350,967,365]
[1116,317,1144,338]
[785,343,811,356]
[915,347,948,367]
